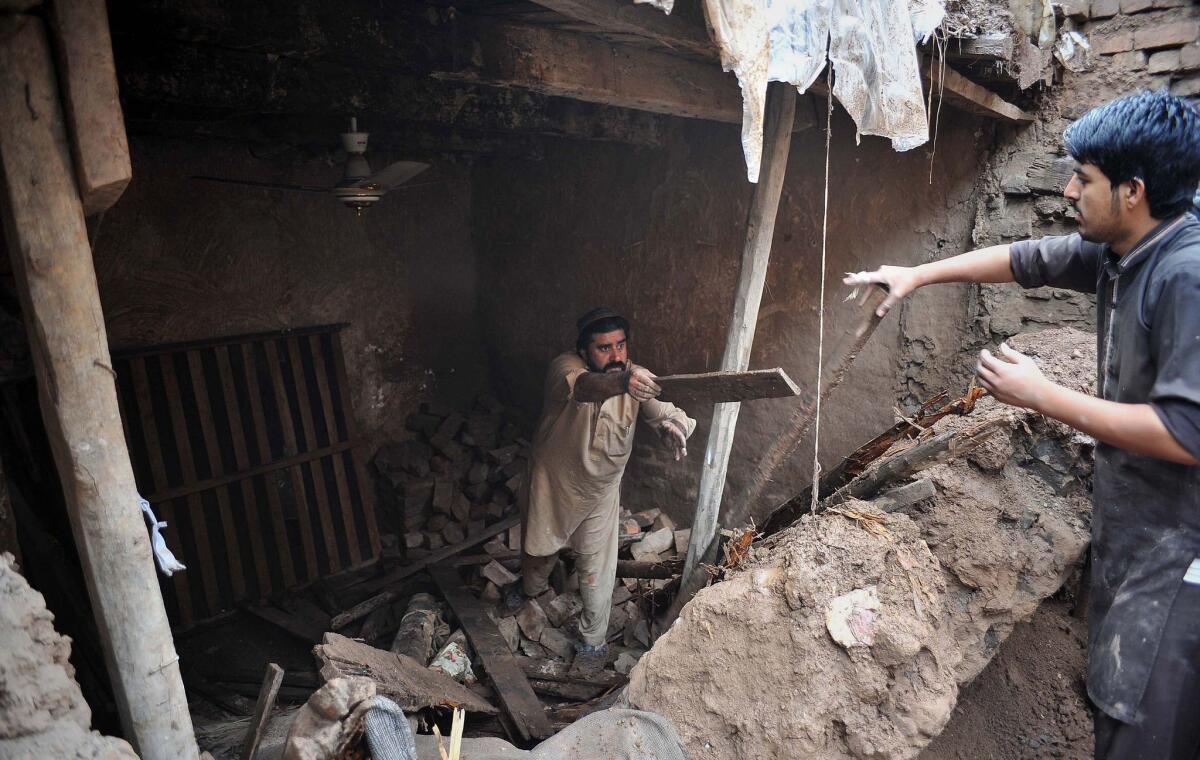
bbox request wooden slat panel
[309,333,361,564]
[331,331,381,557]
[237,342,298,587]
[262,339,319,580]
[186,350,247,599]
[215,345,272,597]
[159,354,222,616]
[285,336,340,573]
[130,356,193,627]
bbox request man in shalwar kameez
[506,307,695,671]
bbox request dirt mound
[0,553,137,760]
[626,328,1095,759]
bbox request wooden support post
[240,663,284,760]
[682,82,796,584]
[0,16,197,759]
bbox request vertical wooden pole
[683,82,796,583]
[0,15,197,759]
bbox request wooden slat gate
[112,324,380,628]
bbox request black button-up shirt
[1009,214,1200,723]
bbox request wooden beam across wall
[922,56,1033,124]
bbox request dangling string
[809,61,835,515]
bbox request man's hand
[843,265,922,317]
[660,419,688,460]
[975,343,1054,411]
[625,366,662,402]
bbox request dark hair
[576,317,629,353]
[1064,91,1200,219]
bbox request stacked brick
[1086,0,1200,96]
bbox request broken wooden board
[315,632,496,715]
[238,603,326,645]
[241,663,283,760]
[656,368,800,404]
[429,564,554,743]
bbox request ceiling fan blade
[351,161,429,192]
[191,175,331,194]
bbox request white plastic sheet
[691,0,945,181]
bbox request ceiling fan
[192,117,430,215]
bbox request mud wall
[91,135,488,450]
[472,109,990,526]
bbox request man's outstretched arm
[845,244,1015,317]
[979,343,1199,466]
[574,365,660,403]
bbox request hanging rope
[809,62,835,515]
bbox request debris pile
[0,552,138,760]
[626,328,1096,759]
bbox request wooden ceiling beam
[923,57,1033,124]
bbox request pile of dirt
[626,328,1095,759]
[0,552,136,760]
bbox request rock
[539,627,576,661]
[546,593,584,627]
[442,522,466,545]
[284,676,376,760]
[467,461,489,485]
[825,587,881,648]
[507,526,522,552]
[673,528,691,556]
[614,650,643,676]
[487,445,520,465]
[426,532,445,550]
[451,493,471,523]
[481,560,519,587]
[607,605,631,639]
[619,518,642,536]
[480,582,501,605]
[427,514,449,532]
[630,528,673,561]
[432,480,455,516]
[631,509,660,528]
[404,532,425,550]
[651,513,676,532]
[519,637,549,659]
[611,586,632,606]
[516,599,548,641]
[497,616,520,652]
[483,537,509,557]
[623,617,651,649]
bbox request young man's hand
[843,265,923,317]
[659,419,688,460]
[975,343,1054,411]
[625,366,662,402]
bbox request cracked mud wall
[90,135,488,452]
[472,109,990,526]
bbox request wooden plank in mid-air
[656,367,801,404]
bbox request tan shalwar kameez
[520,353,695,646]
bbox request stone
[1171,74,1200,96]
[624,617,651,648]
[1134,21,1200,51]
[432,480,455,516]
[614,650,643,676]
[1152,0,1191,7]
[607,605,630,639]
[451,493,471,523]
[481,560,518,587]
[611,585,633,607]
[487,445,520,465]
[651,513,676,532]
[427,514,449,532]
[1092,30,1134,54]
[507,526,522,552]
[539,627,576,661]
[1181,44,1200,70]
[516,599,548,641]
[480,582,501,604]
[497,616,520,652]
[630,528,674,561]
[619,518,641,536]
[1110,50,1148,70]
[1118,0,1152,12]
[426,532,445,550]
[631,509,660,528]
[546,593,584,627]
[674,528,691,556]
[436,413,465,440]
[404,532,425,550]
[1148,49,1182,73]
[1053,0,1090,15]
[467,461,489,485]
[483,538,509,558]
[443,522,466,545]
[519,638,549,658]
[1090,0,1119,17]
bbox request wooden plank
[923,56,1032,124]
[45,0,131,214]
[187,350,247,600]
[0,16,196,756]
[525,0,715,58]
[113,324,348,361]
[429,565,553,741]
[160,354,223,616]
[238,342,298,587]
[316,632,496,714]
[357,514,520,597]
[240,663,284,760]
[329,589,400,631]
[331,332,380,559]
[683,82,796,584]
[656,367,800,404]
[515,657,624,687]
[285,336,340,573]
[131,356,194,627]
[144,439,359,504]
[948,33,1015,62]
[263,339,320,580]
[309,332,361,568]
[434,20,744,123]
[214,345,272,596]
[239,602,326,645]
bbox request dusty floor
[920,595,1092,760]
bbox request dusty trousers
[1092,579,1200,760]
[521,498,619,647]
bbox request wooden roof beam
[923,57,1033,124]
